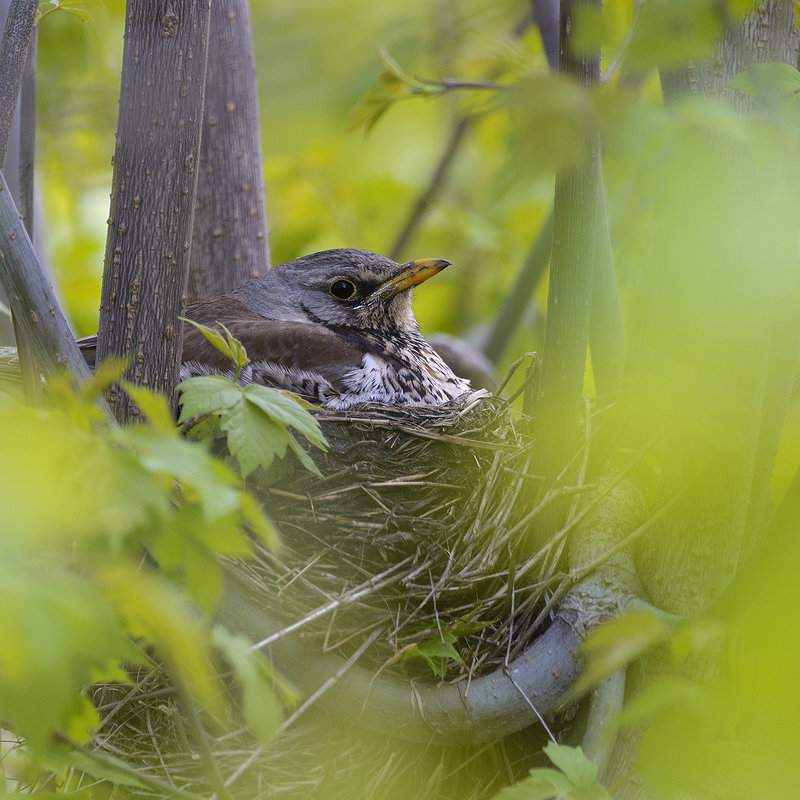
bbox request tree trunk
[186,0,270,302]
[96,0,212,422]
[660,0,798,109]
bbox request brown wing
[182,297,364,390]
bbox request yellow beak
[364,258,451,307]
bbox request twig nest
[240,393,550,680]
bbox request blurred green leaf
[729,62,800,97]
[0,564,140,753]
[543,742,597,787]
[96,563,224,719]
[569,610,672,699]
[626,0,721,70]
[120,381,177,432]
[492,745,611,799]
[212,628,298,747]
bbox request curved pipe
[218,575,614,746]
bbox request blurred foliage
[12,0,800,798]
[0,359,327,787]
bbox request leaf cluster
[0,363,297,787]
[178,319,328,478]
[494,743,611,800]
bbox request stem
[532,0,601,518]
[18,20,34,236]
[530,0,560,70]
[589,167,625,395]
[482,209,553,365]
[582,670,625,780]
[388,115,473,261]
[97,2,212,422]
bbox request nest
[237,393,563,679]
[87,394,589,799]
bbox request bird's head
[235,248,451,335]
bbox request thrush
[83,249,473,408]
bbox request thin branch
[482,209,553,365]
[600,0,644,85]
[18,19,34,237]
[0,0,38,169]
[0,168,91,382]
[388,115,473,260]
[530,0,560,70]
[414,77,512,93]
[15,17,37,401]
[589,167,625,395]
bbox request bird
[83,249,474,409]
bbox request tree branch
[0,168,90,382]
[388,115,473,261]
[483,209,553,365]
[218,477,644,746]
[0,0,37,169]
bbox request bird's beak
[364,258,451,307]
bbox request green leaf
[729,62,800,97]
[404,631,463,677]
[239,491,281,552]
[286,430,322,476]
[220,396,289,478]
[96,564,224,719]
[64,750,149,789]
[243,384,328,449]
[120,381,176,432]
[178,375,243,422]
[181,317,250,372]
[113,426,240,520]
[80,354,129,401]
[0,564,139,754]
[626,0,721,70]
[490,768,572,800]
[569,610,671,699]
[212,628,298,747]
[543,742,597,787]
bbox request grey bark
[0,0,37,170]
[531,0,560,70]
[0,168,90,382]
[97,1,212,422]
[637,0,800,618]
[186,0,270,302]
[0,0,30,346]
[660,0,799,109]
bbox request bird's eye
[328,279,358,301]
